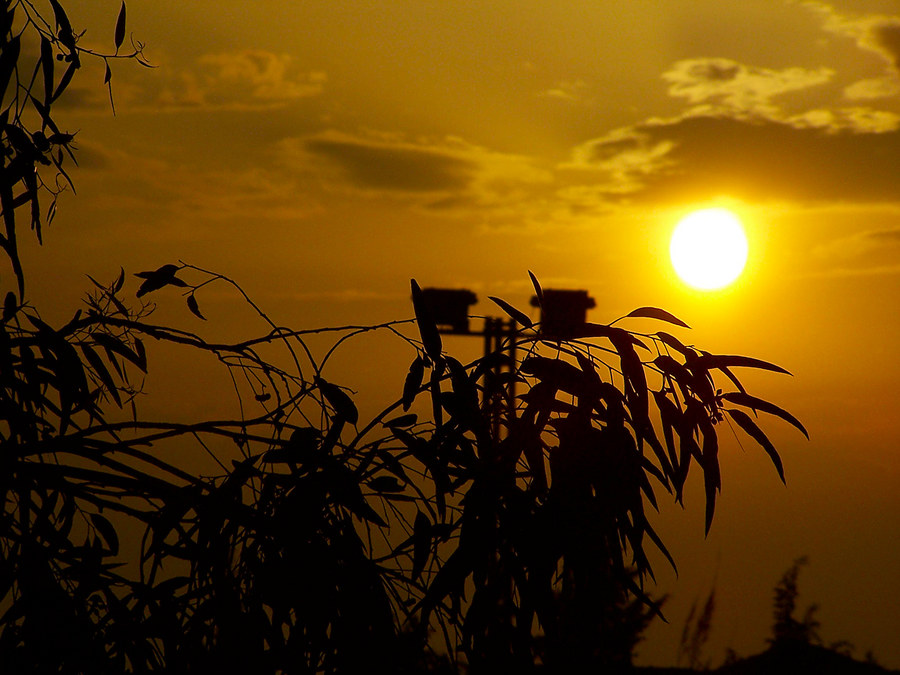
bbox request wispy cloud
[813,226,900,262]
[564,128,676,196]
[563,113,900,205]
[60,49,327,114]
[844,77,900,101]
[662,58,833,117]
[803,2,900,101]
[175,51,326,107]
[283,131,553,216]
[809,3,900,69]
[72,142,321,239]
[538,79,590,103]
[301,133,475,193]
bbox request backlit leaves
[624,306,691,329]
[79,341,122,407]
[0,252,805,675]
[92,332,147,373]
[727,408,785,483]
[402,356,424,411]
[696,353,791,376]
[135,264,189,298]
[528,269,543,306]
[722,391,809,439]
[488,295,532,328]
[316,376,359,425]
[411,279,442,360]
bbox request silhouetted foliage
[682,558,893,675]
[769,556,821,648]
[678,586,717,670]
[0,2,807,673]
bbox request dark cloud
[689,61,741,82]
[73,144,112,171]
[661,58,832,112]
[871,20,900,71]
[867,228,900,243]
[305,138,475,193]
[588,134,650,161]
[592,115,900,204]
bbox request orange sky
[15,0,900,667]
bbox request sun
[670,208,748,290]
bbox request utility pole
[421,287,595,438]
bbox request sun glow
[670,208,748,290]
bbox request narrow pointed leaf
[133,338,147,371]
[367,475,404,493]
[40,37,54,105]
[653,390,680,473]
[488,295,532,328]
[186,294,205,320]
[89,513,119,556]
[522,434,547,492]
[654,354,692,384]
[411,279,442,360]
[643,516,677,574]
[722,391,808,439]
[52,60,78,102]
[703,467,717,537]
[2,292,16,321]
[79,342,121,407]
[580,323,650,351]
[384,413,417,428]
[419,546,472,616]
[113,267,125,293]
[134,263,179,279]
[114,1,127,51]
[727,408,786,483]
[402,356,425,411]
[696,354,791,376]
[48,0,73,37]
[349,497,387,527]
[625,306,691,329]
[656,331,695,358]
[716,363,747,394]
[412,511,431,580]
[92,333,147,373]
[528,270,543,306]
[85,274,106,291]
[0,35,20,105]
[316,377,358,424]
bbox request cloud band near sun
[286,131,553,214]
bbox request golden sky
[19,0,900,667]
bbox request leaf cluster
[400,277,805,671]
[1,262,806,672]
[0,0,148,299]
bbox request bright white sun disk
[670,208,748,290]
